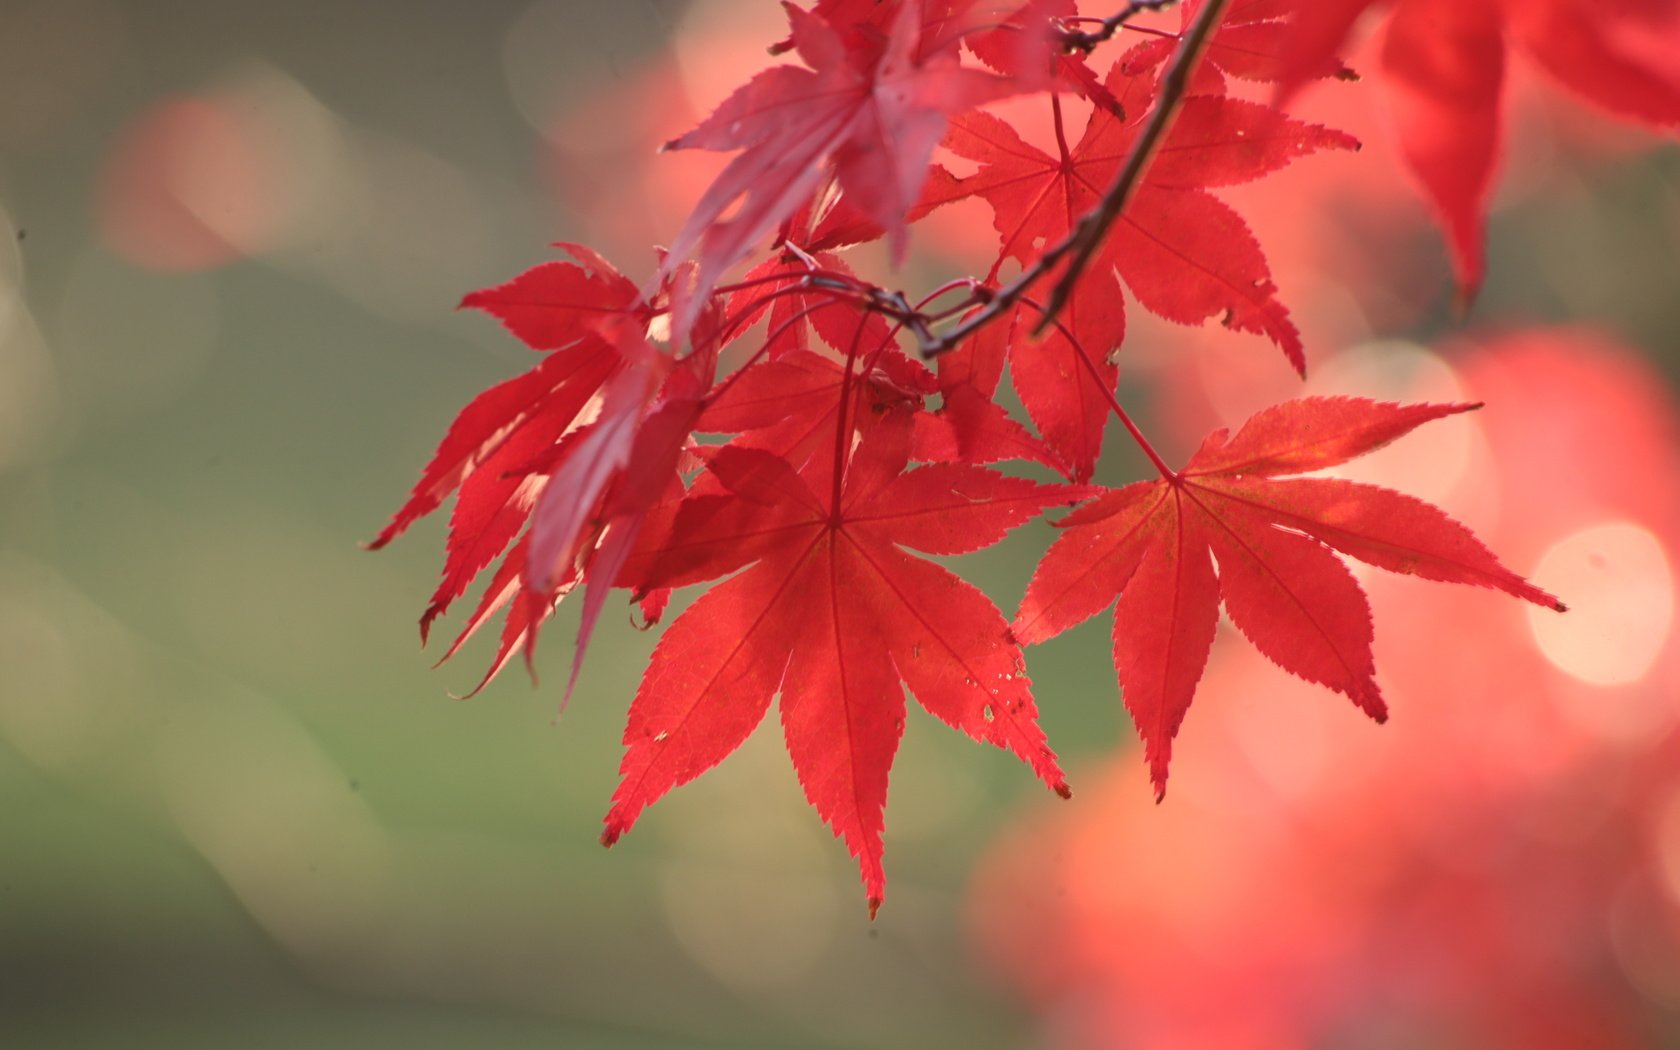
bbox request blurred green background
[2,2,1677,1048]
[0,3,1086,1046]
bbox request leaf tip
[600,825,622,848]
[1007,617,1050,649]
[1053,780,1072,801]
[867,895,883,921]
[1512,577,1566,611]
[364,513,413,550]
[1366,697,1389,725]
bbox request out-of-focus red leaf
[1264,0,1680,297]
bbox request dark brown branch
[916,0,1230,358]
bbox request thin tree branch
[1032,0,1230,336]
[917,0,1230,357]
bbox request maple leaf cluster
[365,0,1673,913]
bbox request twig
[1059,1,1180,53]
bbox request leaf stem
[1050,91,1072,162]
[1019,295,1176,480]
[831,327,865,521]
[712,266,869,301]
[914,278,984,312]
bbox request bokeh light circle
[1528,521,1674,688]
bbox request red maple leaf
[367,246,642,554]
[963,0,1124,111]
[661,0,1014,328]
[931,59,1357,478]
[1013,396,1564,797]
[373,248,725,702]
[458,241,647,350]
[1120,0,1352,91]
[1269,0,1680,297]
[604,411,1076,915]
